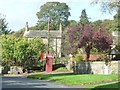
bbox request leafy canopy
[65,25,113,60]
[2,35,46,69]
[91,0,119,13]
[36,2,71,30]
[37,2,70,22]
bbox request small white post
[104,64,108,75]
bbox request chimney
[25,22,29,31]
[59,22,62,35]
[23,22,29,37]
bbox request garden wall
[1,66,23,74]
[73,61,119,74]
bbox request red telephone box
[46,54,53,73]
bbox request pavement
[3,71,73,77]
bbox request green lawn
[27,73,118,86]
[88,82,120,89]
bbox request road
[1,76,80,90]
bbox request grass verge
[27,73,118,87]
[87,82,120,89]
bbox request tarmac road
[1,76,81,90]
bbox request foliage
[90,47,99,54]
[102,19,118,32]
[2,35,15,66]
[0,36,1,58]
[116,44,120,52]
[2,35,46,69]
[36,2,70,30]
[12,28,25,37]
[92,0,120,31]
[92,20,103,28]
[53,57,68,64]
[79,9,89,26]
[92,19,118,32]
[91,0,119,13]
[62,19,117,56]
[65,25,113,61]
[114,12,120,20]
[28,74,118,86]
[30,21,48,30]
[0,14,11,35]
[63,26,82,55]
[116,36,120,51]
[68,20,78,27]
[54,67,68,72]
[75,55,83,62]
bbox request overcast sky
[0,0,117,31]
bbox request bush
[2,35,46,69]
[75,55,83,62]
[54,67,68,72]
[53,57,68,64]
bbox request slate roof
[110,49,120,55]
[24,30,61,38]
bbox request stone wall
[73,61,119,74]
[2,66,23,74]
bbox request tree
[2,35,46,69]
[79,9,89,26]
[12,28,25,37]
[36,2,71,30]
[116,36,120,51]
[0,14,11,35]
[92,0,120,31]
[65,25,113,61]
[68,20,78,27]
[92,19,118,32]
[91,0,119,13]
[102,19,118,32]
[64,26,81,55]
[92,20,102,27]
[114,12,120,20]
[30,21,47,30]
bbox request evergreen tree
[0,14,11,35]
[79,9,89,26]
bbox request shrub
[55,67,68,72]
[75,55,83,62]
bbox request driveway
[1,76,81,90]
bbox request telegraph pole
[118,3,120,31]
[47,17,50,54]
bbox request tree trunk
[85,47,90,61]
[85,43,92,61]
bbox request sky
[0,0,117,31]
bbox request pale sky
[0,0,117,31]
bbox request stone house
[23,22,62,57]
[110,31,120,59]
[112,31,120,46]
